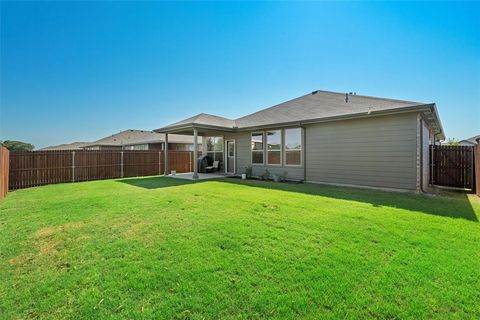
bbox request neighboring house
[40,142,91,151]
[459,135,480,146]
[82,129,200,151]
[155,90,445,192]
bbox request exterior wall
[148,143,162,150]
[421,118,432,191]
[121,143,195,151]
[304,113,418,190]
[123,144,150,151]
[224,131,305,180]
[169,143,196,151]
[83,145,122,151]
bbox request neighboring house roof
[83,129,199,148]
[459,134,480,145]
[155,90,445,140]
[40,142,91,151]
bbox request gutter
[154,124,236,134]
[302,125,307,183]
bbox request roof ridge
[235,92,312,121]
[235,90,428,122]
[314,89,428,105]
[198,113,234,120]
[191,113,204,122]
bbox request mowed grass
[0,177,479,319]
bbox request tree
[0,140,34,151]
[445,138,460,146]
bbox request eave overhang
[155,104,445,140]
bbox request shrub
[261,169,271,180]
[244,166,253,178]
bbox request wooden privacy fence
[429,145,475,190]
[9,150,198,190]
[476,145,480,196]
[0,147,9,199]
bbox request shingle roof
[460,135,480,145]
[160,113,236,131]
[40,142,91,151]
[155,90,444,138]
[235,90,425,128]
[83,130,198,148]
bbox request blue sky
[1,1,479,148]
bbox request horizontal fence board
[9,150,199,190]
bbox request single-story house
[155,90,445,192]
[82,129,201,151]
[459,135,480,146]
[40,142,91,151]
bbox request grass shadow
[116,176,202,189]
[220,178,479,222]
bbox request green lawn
[0,177,479,319]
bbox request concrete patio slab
[168,172,225,180]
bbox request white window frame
[284,128,303,167]
[224,139,236,174]
[266,129,282,166]
[251,132,265,166]
[206,137,224,163]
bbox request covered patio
[155,114,237,180]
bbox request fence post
[72,151,75,182]
[121,151,124,178]
[471,147,474,192]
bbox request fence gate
[429,145,475,189]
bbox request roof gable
[160,113,236,131]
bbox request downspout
[431,133,436,187]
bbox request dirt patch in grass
[8,254,34,266]
[9,222,85,267]
[123,221,152,238]
[38,241,58,255]
[35,222,84,238]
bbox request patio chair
[205,161,219,173]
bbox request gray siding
[224,132,304,180]
[421,119,432,191]
[305,113,418,190]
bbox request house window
[206,137,224,163]
[284,128,302,166]
[267,130,281,165]
[251,132,264,164]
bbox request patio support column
[164,133,169,176]
[193,128,199,180]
